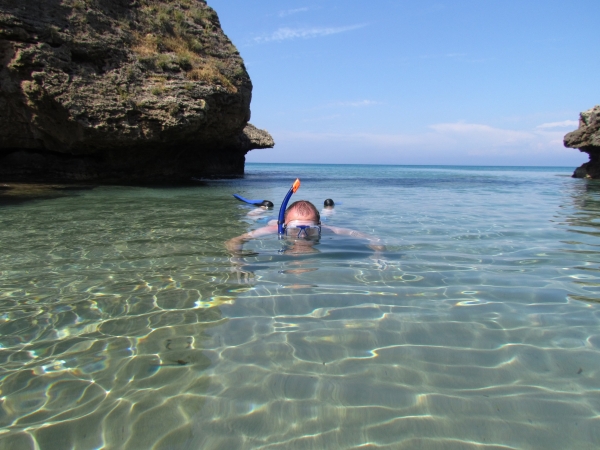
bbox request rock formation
[564,105,600,178]
[0,0,273,183]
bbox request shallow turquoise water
[1,164,600,449]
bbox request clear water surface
[1,164,600,449]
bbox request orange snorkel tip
[292,178,301,193]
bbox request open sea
[1,163,600,449]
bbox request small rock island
[0,0,273,183]
[564,105,600,179]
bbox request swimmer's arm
[225,224,278,254]
[246,208,267,217]
[323,225,370,239]
[322,225,385,251]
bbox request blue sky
[207,0,599,166]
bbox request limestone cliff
[0,0,273,182]
[564,106,600,179]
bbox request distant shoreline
[245,162,575,170]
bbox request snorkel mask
[284,220,322,239]
[277,179,322,239]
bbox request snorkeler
[321,198,335,219]
[232,194,274,219]
[225,180,383,255]
[245,201,273,219]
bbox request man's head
[285,200,320,224]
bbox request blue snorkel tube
[278,178,301,236]
[232,194,274,208]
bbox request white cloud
[429,123,534,148]
[536,120,579,129]
[278,7,309,18]
[248,122,584,165]
[253,24,367,43]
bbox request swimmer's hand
[370,256,389,270]
[225,236,260,257]
[229,250,259,264]
[225,235,248,255]
[227,248,259,258]
[230,263,255,284]
[369,250,390,270]
[368,243,386,252]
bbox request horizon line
[245,162,576,168]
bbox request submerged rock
[564,106,600,179]
[0,0,273,183]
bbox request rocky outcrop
[564,106,600,179]
[0,0,273,183]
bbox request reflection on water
[1,165,600,449]
[560,180,600,304]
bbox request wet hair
[285,200,320,223]
[324,198,334,207]
[260,200,274,208]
